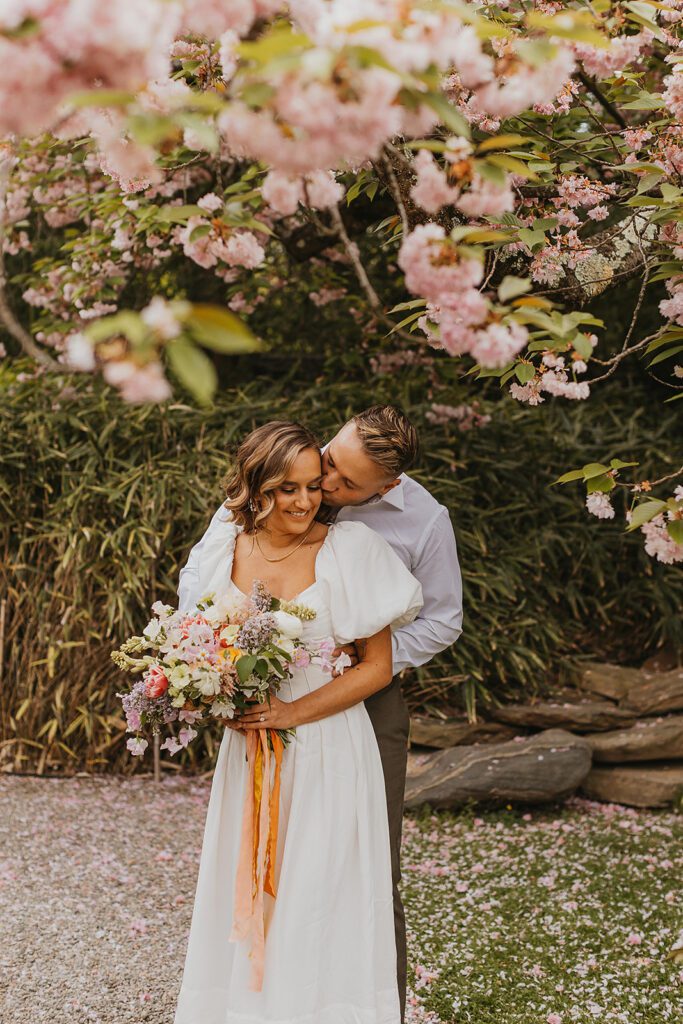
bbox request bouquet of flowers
[111,580,342,758]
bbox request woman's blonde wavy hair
[221,420,322,530]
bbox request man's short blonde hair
[351,405,419,478]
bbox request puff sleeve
[318,521,424,645]
[177,506,241,613]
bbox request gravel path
[2,774,681,1024]
[2,774,211,1024]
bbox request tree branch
[0,148,61,371]
[577,71,628,129]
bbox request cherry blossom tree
[0,0,681,561]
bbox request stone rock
[640,645,681,674]
[621,668,683,715]
[577,662,645,702]
[406,750,432,778]
[404,728,592,810]
[580,763,683,808]
[587,715,683,763]
[489,700,637,732]
[409,715,519,749]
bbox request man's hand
[331,642,361,677]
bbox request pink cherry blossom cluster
[0,1,179,136]
[574,31,653,79]
[180,0,282,38]
[659,276,683,325]
[510,346,595,405]
[410,145,514,219]
[398,224,529,369]
[425,402,491,431]
[639,489,683,565]
[261,170,343,216]
[176,216,265,272]
[585,493,615,520]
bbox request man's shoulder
[400,473,448,518]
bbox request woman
[173,420,423,1024]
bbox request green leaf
[515,39,558,68]
[235,654,258,683]
[185,305,261,354]
[517,227,548,251]
[486,154,538,180]
[586,474,615,494]
[477,134,530,153]
[388,298,427,313]
[621,91,664,110]
[582,462,611,480]
[387,310,425,334]
[498,275,532,303]
[86,311,146,346]
[648,344,683,367]
[552,468,586,485]
[514,363,535,384]
[421,92,471,138]
[666,520,683,545]
[625,499,667,532]
[610,458,639,470]
[573,334,594,359]
[473,159,508,187]
[254,659,269,680]
[238,28,312,64]
[166,338,217,406]
[189,224,212,243]
[526,11,608,46]
[66,89,135,108]
[157,204,205,223]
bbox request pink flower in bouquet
[292,646,311,668]
[143,664,169,698]
[178,726,198,748]
[178,707,204,724]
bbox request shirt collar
[369,476,405,510]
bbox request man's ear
[377,478,401,496]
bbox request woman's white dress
[173,518,423,1024]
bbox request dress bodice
[192,517,424,649]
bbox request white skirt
[173,671,401,1024]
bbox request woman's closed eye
[280,485,321,494]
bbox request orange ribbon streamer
[230,727,285,992]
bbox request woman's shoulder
[326,519,395,560]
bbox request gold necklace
[253,521,316,563]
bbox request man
[177,404,463,1021]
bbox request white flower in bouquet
[168,664,191,688]
[219,622,240,644]
[151,600,174,618]
[272,610,304,638]
[210,701,235,719]
[143,617,165,643]
[202,594,235,626]
[197,672,222,697]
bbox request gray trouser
[364,676,409,1023]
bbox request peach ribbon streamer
[230,727,285,992]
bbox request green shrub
[1,359,680,773]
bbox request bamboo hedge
[1,359,680,774]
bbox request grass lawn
[402,796,682,1024]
